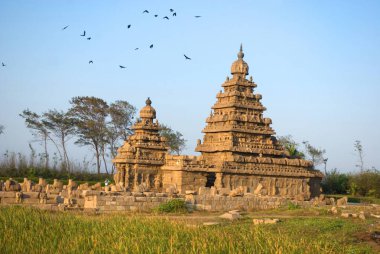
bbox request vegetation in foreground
[0,206,377,254]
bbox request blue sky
[0,0,379,172]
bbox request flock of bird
[1,8,200,70]
[57,8,199,70]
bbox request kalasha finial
[146,97,152,106]
[238,43,244,59]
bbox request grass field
[0,206,378,254]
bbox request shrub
[321,168,350,194]
[349,169,380,197]
[155,199,188,213]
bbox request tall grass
[0,206,374,254]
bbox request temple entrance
[205,172,216,187]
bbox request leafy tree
[321,168,349,194]
[0,124,4,135]
[159,124,186,155]
[20,109,60,169]
[349,168,380,197]
[42,109,76,172]
[108,101,136,141]
[277,135,305,159]
[107,101,136,174]
[302,141,326,167]
[69,96,109,174]
[354,140,364,172]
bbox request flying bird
[127,24,131,29]
[87,37,91,40]
[143,10,149,13]
[154,14,158,17]
[80,30,86,36]
[1,62,5,67]
[194,16,202,18]
[119,65,126,69]
[184,54,191,60]
[89,60,93,64]
[62,25,69,30]
[170,9,174,12]
[173,12,176,16]
[150,44,153,48]
[163,16,169,20]
[135,48,139,50]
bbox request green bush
[321,168,350,194]
[349,169,380,197]
[155,199,188,213]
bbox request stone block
[0,192,16,198]
[143,192,155,197]
[129,206,138,212]
[116,206,126,211]
[337,197,348,207]
[1,197,17,204]
[135,197,147,202]
[198,187,211,196]
[132,192,144,197]
[22,198,40,204]
[22,192,40,199]
[219,212,241,220]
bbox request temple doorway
[205,172,216,187]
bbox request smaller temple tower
[113,98,168,191]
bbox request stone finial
[226,76,230,81]
[238,44,244,59]
[249,76,253,82]
[146,97,152,106]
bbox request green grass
[154,199,188,213]
[0,206,377,254]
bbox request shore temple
[113,46,323,200]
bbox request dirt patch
[354,231,380,252]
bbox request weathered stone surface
[253,184,263,195]
[337,197,348,207]
[330,206,338,214]
[219,212,241,220]
[203,222,220,226]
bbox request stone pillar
[133,168,138,191]
[145,174,150,189]
[125,165,130,189]
[215,172,223,189]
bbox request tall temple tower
[113,98,168,191]
[114,46,323,199]
[195,44,287,165]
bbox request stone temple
[113,46,323,200]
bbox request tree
[107,101,136,174]
[0,125,4,135]
[159,124,186,155]
[108,101,136,141]
[354,140,364,172]
[302,141,326,167]
[20,109,60,169]
[321,168,349,194]
[69,96,109,174]
[42,109,76,172]
[277,135,305,159]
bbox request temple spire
[238,43,244,59]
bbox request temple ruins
[0,46,324,213]
[113,46,323,200]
